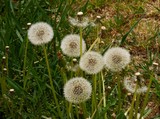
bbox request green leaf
[116,111,126,119]
[120,18,142,45]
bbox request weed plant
[0,0,160,119]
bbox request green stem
[75,104,80,119]
[81,102,87,118]
[135,93,140,119]
[91,96,104,119]
[101,71,107,119]
[23,37,29,89]
[139,75,154,119]
[117,76,122,113]
[68,102,72,118]
[43,46,63,119]
[0,76,7,95]
[92,75,97,114]
[128,84,138,119]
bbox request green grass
[0,0,160,119]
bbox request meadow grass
[0,0,160,119]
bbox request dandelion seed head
[103,47,131,72]
[124,76,148,94]
[80,51,104,74]
[28,22,53,45]
[64,77,92,104]
[69,17,89,27]
[60,34,86,57]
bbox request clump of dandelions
[103,47,131,72]
[28,22,54,45]
[79,51,104,74]
[60,34,86,57]
[64,77,92,104]
[124,73,148,94]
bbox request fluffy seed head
[124,76,147,94]
[103,47,131,72]
[28,22,54,45]
[69,17,89,27]
[61,34,86,57]
[64,77,92,104]
[80,51,104,74]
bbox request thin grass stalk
[117,75,122,113]
[128,83,138,119]
[88,37,100,51]
[1,59,7,95]
[43,45,63,119]
[0,76,7,95]
[23,37,29,89]
[139,75,154,119]
[5,47,9,75]
[135,93,140,119]
[75,104,80,119]
[98,73,102,101]
[91,96,104,119]
[60,68,70,119]
[92,75,97,114]
[101,71,107,119]
[80,102,87,118]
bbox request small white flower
[28,22,54,45]
[64,77,92,104]
[124,76,148,94]
[79,51,104,74]
[103,47,131,72]
[60,34,86,57]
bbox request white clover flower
[28,22,54,45]
[79,51,104,74]
[124,76,148,94]
[60,34,86,57]
[64,77,92,104]
[103,47,131,72]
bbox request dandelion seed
[28,22,54,45]
[60,34,86,57]
[103,47,131,72]
[63,77,92,104]
[124,76,147,94]
[79,51,104,74]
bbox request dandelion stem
[135,93,140,119]
[23,37,29,89]
[69,102,72,118]
[43,45,63,119]
[92,75,97,116]
[128,83,138,119]
[117,75,122,113]
[81,102,87,118]
[101,71,107,119]
[75,104,80,119]
[139,75,154,119]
